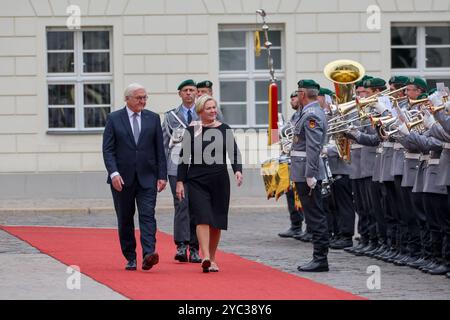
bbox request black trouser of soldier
[331,175,355,239]
[295,181,330,255]
[352,178,369,244]
[323,187,338,238]
[168,175,199,249]
[286,188,304,228]
[381,181,401,250]
[366,179,384,245]
[422,192,448,263]
[412,192,432,259]
[395,177,421,257]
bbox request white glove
[445,101,450,113]
[397,123,410,136]
[373,101,389,114]
[428,92,442,107]
[423,111,436,129]
[306,177,317,189]
[321,146,328,156]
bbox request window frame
[391,23,450,86]
[218,26,285,129]
[46,27,113,133]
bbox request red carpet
[1,225,364,300]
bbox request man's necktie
[187,109,192,124]
[133,113,140,144]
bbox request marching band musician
[345,76,374,254]
[290,79,329,272]
[347,78,388,258]
[395,112,449,275]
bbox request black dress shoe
[446,272,450,279]
[354,243,377,256]
[189,247,202,263]
[142,252,159,270]
[297,259,329,272]
[296,232,313,242]
[174,244,188,262]
[345,242,366,253]
[125,260,137,271]
[278,226,303,238]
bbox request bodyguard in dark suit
[103,83,167,271]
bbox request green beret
[319,88,334,96]
[197,80,213,89]
[355,75,374,88]
[297,79,320,90]
[428,88,437,95]
[389,75,409,86]
[417,93,428,99]
[290,91,298,98]
[177,79,196,91]
[407,76,428,91]
[363,77,386,88]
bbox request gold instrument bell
[324,59,366,162]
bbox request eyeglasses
[132,95,148,101]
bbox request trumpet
[408,97,431,108]
[377,112,425,139]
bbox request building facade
[0,0,449,198]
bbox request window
[218,28,284,127]
[391,24,450,89]
[46,28,112,131]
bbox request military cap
[428,88,437,96]
[197,80,213,89]
[297,79,320,90]
[290,91,298,98]
[389,75,409,86]
[355,75,374,88]
[177,79,196,91]
[318,88,334,96]
[407,76,428,91]
[363,77,386,88]
[417,93,428,99]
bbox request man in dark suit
[103,83,167,271]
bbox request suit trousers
[323,190,338,237]
[381,181,401,249]
[111,177,157,261]
[295,181,330,253]
[285,188,304,227]
[412,192,432,259]
[168,175,199,248]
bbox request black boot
[297,249,329,272]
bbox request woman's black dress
[177,123,242,230]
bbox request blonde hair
[195,94,216,114]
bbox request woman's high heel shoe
[201,259,211,273]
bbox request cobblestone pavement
[1,208,449,300]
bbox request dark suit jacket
[102,107,167,189]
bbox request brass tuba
[324,59,366,162]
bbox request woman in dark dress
[176,95,243,273]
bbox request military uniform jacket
[290,101,327,182]
[349,147,362,179]
[434,110,450,133]
[391,100,409,177]
[351,124,380,180]
[429,123,450,186]
[326,141,352,175]
[162,105,199,176]
[406,131,447,194]
[396,135,421,187]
